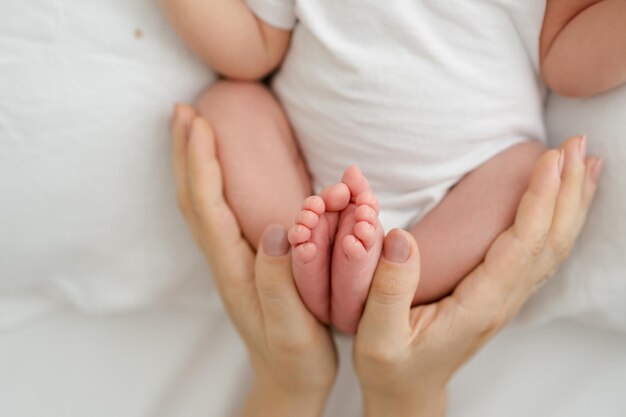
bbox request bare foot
[330,166,384,334]
[288,184,350,324]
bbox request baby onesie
[247,0,547,230]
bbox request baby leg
[330,167,384,334]
[195,81,311,249]
[196,81,335,323]
[409,141,547,304]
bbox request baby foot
[331,166,384,334]
[288,184,350,324]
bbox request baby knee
[195,80,275,117]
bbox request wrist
[363,387,447,417]
[240,378,331,417]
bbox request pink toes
[290,195,336,325]
[354,203,378,224]
[289,166,385,332]
[342,216,377,261]
[342,166,371,201]
[354,221,377,248]
[288,196,326,262]
[321,183,351,212]
[288,197,323,244]
[302,195,325,215]
[341,166,381,249]
[289,224,318,262]
[352,191,379,249]
[288,224,312,245]
[296,210,320,229]
[355,190,379,213]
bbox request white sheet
[1,1,625,416]
[1,307,625,417]
[0,0,215,327]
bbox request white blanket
[0,0,215,327]
[0,1,625,416]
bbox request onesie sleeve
[245,0,296,30]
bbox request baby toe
[342,166,371,199]
[302,195,325,215]
[355,190,380,213]
[354,221,377,249]
[288,224,312,245]
[296,209,320,229]
[321,183,351,212]
[354,204,378,225]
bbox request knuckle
[527,233,548,258]
[507,234,540,266]
[370,276,406,304]
[512,225,547,261]
[465,296,509,338]
[550,236,572,262]
[257,278,286,302]
[356,341,404,367]
[514,233,546,261]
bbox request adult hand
[171,104,337,417]
[353,136,603,417]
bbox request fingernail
[579,135,587,162]
[590,158,604,184]
[262,224,289,256]
[383,230,410,263]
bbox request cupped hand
[171,104,337,417]
[353,136,603,417]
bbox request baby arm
[541,0,626,97]
[161,0,291,80]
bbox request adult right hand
[353,136,603,417]
[171,104,337,417]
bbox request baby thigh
[408,141,547,304]
[195,81,311,249]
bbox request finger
[171,104,202,244]
[358,229,421,346]
[448,149,563,336]
[173,108,257,336]
[510,148,563,252]
[256,224,322,343]
[185,116,256,314]
[534,153,604,281]
[574,156,603,239]
[186,116,246,253]
[547,136,587,262]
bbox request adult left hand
[170,104,337,417]
[353,137,602,417]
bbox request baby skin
[165,0,626,333]
[288,167,385,332]
[186,81,546,333]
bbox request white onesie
[246,0,547,231]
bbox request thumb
[255,224,318,340]
[358,229,421,345]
